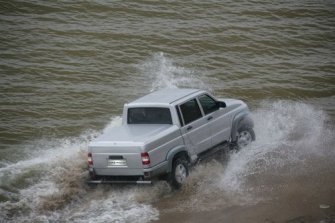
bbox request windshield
[127,107,172,124]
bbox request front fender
[231,111,254,141]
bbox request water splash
[1,99,334,221]
[221,100,334,192]
[0,117,161,223]
[138,52,210,91]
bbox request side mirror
[217,101,226,108]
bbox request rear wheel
[169,156,189,189]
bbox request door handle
[207,116,213,121]
[186,126,193,131]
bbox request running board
[197,142,229,162]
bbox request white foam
[64,188,159,223]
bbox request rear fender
[231,112,254,141]
[166,146,189,173]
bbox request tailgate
[90,144,143,170]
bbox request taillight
[141,152,150,165]
[88,152,93,167]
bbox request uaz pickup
[88,88,255,188]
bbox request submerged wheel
[236,127,255,148]
[169,157,189,189]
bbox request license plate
[108,159,127,166]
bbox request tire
[169,157,189,189]
[235,126,255,148]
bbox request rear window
[127,107,172,124]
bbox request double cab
[88,88,255,188]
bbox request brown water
[0,1,335,222]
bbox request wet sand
[154,174,335,223]
[155,203,335,223]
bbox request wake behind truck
[88,88,255,188]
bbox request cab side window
[180,99,203,125]
[198,94,219,115]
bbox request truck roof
[129,88,202,105]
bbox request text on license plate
[108,159,127,166]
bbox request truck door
[197,94,231,146]
[178,98,212,154]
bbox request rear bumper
[88,160,168,184]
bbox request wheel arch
[166,146,190,173]
[231,111,254,141]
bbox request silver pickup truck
[88,88,255,188]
